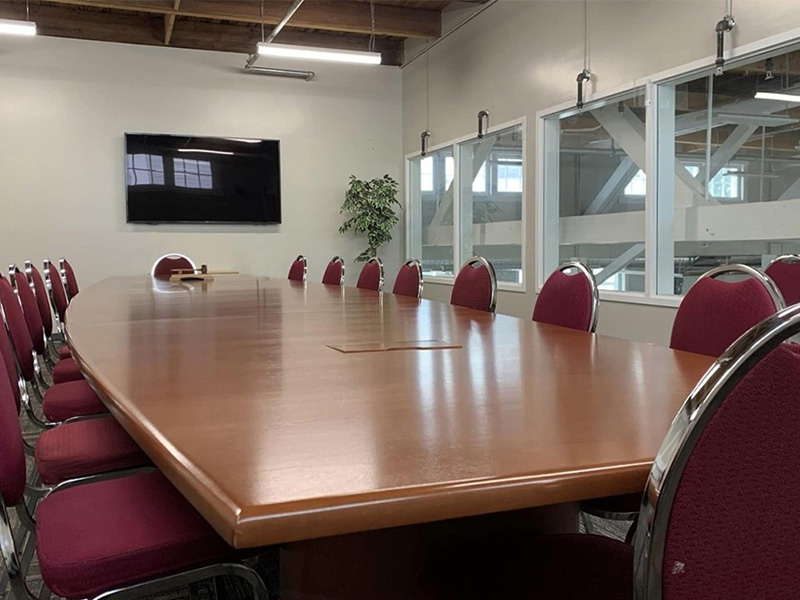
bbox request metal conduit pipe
[245,0,306,69]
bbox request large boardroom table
[66,275,714,597]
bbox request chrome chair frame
[42,259,65,342]
[23,261,61,365]
[697,263,786,311]
[632,302,800,599]
[402,258,424,298]
[150,253,197,278]
[457,256,498,313]
[359,257,384,291]
[5,266,51,390]
[58,258,75,301]
[550,261,600,334]
[767,253,800,269]
[326,256,346,286]
[0,468,269,600]
[291,254,308,283]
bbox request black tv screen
[125,133,281,224]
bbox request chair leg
[91,563,269,600]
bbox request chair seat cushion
[52,358,84,384]
[36,417,149,485]
[58,346,72,360]
[42,380,108,422]
[36,470,232,599]
[425,534,633,600]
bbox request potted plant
[339,174,401,263]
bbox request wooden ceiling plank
[39,0,441,38]
[164,0,180,45]
[0,2,404,65]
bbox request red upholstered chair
[0,276,107,425]
[427,304,800,600]
[0,318,148,485]
[766,254,800,306]
[44,258,69,327]
[0,358,268,600]
[533,262,599,332]
[450,256,498,313]
[11,266,83,386]
[393,258,423,298]
[25,261,71,362]
[670,264,784,357]
[151,253,196,280]
[59,257,80,300]
[288,254,307,282]
[356,257,384,291]
[322,256,345,286]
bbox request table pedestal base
[280,502,580,600]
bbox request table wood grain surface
[65,275,714,549]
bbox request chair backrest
[450,256,498,313]
[0,354,26,509]
[322,256,345,286]
[670,264,785,357]
[765,254,800,307]
[0,277,33,384]
[532,262,599,332]
[0,310,21,414]
[356,258,384,292]
[287,255,307,282]
[392,258,423,298]
[25,262,53,338]
[151,253,196,279]
[44,259,69,323]
[633,303,800,599]
[10,267,45,356]
[59,257,80,299]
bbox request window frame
[536,25,800,308]
[405,116,527,292]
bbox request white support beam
[429,135,497,227]
[594,243,646,284]
[778,176,800,202]
[584,157,638,215]
[693,124,758,183]
[593,104,708,206]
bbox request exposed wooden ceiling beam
[36,0,441,38]
[0,2,404,65]
[164,0,180,45]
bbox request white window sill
[424,276,526,294]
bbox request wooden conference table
[66,275,713,593]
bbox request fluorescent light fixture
[0,19,36,37]
[754,91,800,103]
[177,148,234,156]
[257,43,381,65]
[225,138,262,144]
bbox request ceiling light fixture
[256,43,381,65]
[754,91,800,103]
[0,18,36,36]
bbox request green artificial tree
[338,174,401,263]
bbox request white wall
[402,0,800,345]
[0,36,403,287]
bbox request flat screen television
[125,133,281,224]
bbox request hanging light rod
[243,64,315,81]
[0,18,36,36]
[755,91,800,103]
[257,43,381,65]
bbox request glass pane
[658,47,800,295]
[409,147,455,277]
[458,125,524,284]
[556,89,647,291]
